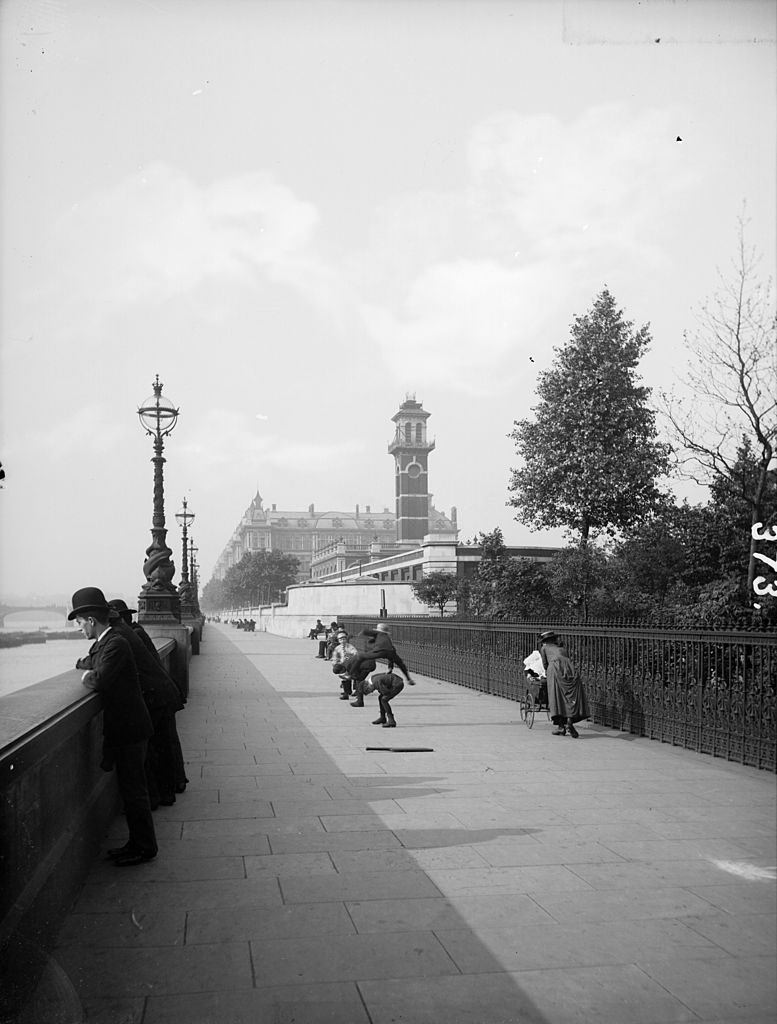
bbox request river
[0,614,90,697]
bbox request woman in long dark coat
[539,630,590,738]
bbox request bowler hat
[108,598,136,618]
[68,587,110,620]
[539,630,559,643]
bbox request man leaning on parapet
[70,586,158,866]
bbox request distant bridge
[0,604,69,627]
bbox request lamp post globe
[136,375,181,623]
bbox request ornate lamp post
[136,375,181,623]
[189,538,202,616]
[175,497,195,617]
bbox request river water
[0,615,90,697]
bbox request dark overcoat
[86,629,154,747]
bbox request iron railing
[339,616,777,771]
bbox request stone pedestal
[141,622,192,699]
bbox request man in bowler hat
[70,587,158,865]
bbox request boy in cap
[70,587,157,865]
[330,629,358,699]
[349,623,414,707]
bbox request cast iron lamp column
[175,497,196,618]
[189,538,202,617]
[136,375,181,623]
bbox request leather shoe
[567,724,579,738]
[350,699,364,707]
[106,844,135,860]
[551,727,566,736]
[372,718,386,725]
[339,694,350,700]
[114,851,156,867]
[382,721,396,728]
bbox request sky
[1,0,775,607]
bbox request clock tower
[388,394,435,544]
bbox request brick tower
[388,394,435,544]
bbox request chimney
[356,504,359,517]
[272,504,276,512]
[309,503,314,514]
[366,505,371,514]
[451,506,457,526]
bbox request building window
[415,423,423,444]
[404,423,411,443]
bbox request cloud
[357,104,696,394]
[177,408,366,474]
[36,163,329,337]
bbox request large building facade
[212,396,457,583]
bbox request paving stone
[268,828,402,854]
[346,894,555,934]
[87,855,245,883]
[424,864,591,897]
[244,851,336,876]
[637,955,777,1020]
[279,869,442,903]
[358,971,557,1024]
[159,834,272,858]
[73,876,283,914]
[507,963,699,1023]
[686,882,777,915]
[186,900,356,944]
[79,997,146,1024]
[679,913,777,956]
[201,763,293,776]
[475,839,627,867]
[435,917,725,974]
[250,929,456,986]
[182,815,324,838]
[54,941,253,998]
[532,886,721,923]
[157,798,275,820]
[598,837,761,861]
[321,811,466,833]
[55,909,186,948]
[143,983,370,1023]
[568,858,743,889]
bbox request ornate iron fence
[339,616,777,770]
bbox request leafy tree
[411,571,463,616]
[222,550,300,607]
[547,545,609,622]
[662,220,777,592]
[508,288,671,547]
[466,527,554,620]
[200,577,226,612]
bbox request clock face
[407,463,422,479]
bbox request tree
[508,288,672,547]
[222,550,300,607]
[411,571,462,616]
[547,545,609,622]
[200,577,226,612]
[662,221,777,592]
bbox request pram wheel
[524,692,536,729]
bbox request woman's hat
[68,587,110,620]
[539,630,559,643]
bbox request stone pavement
[43,625,777,1023]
